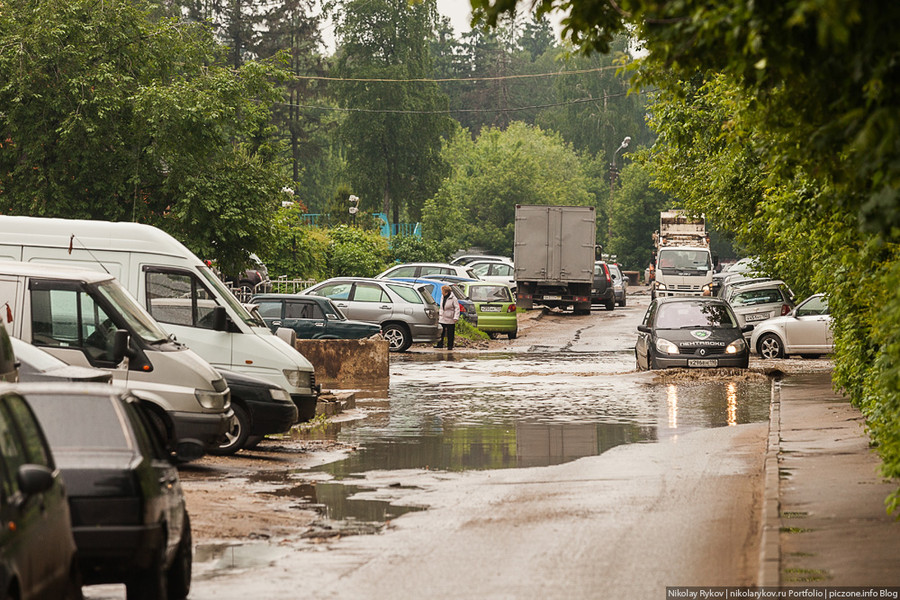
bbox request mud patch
[653,368,771,384]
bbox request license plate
[542,295,561,300]
[481,305,501,312]
[744,312,770,322]
[688,359,718,367]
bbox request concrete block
[296,338,390,388]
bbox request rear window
[26,394,129,450]
[654,301,737,329]
[469,285,512,303]
[731,289,783,306]
[386,284,423,304]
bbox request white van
[0,216,319,416]
[0,262,231,447]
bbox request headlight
[701,284,712,296]
[195,388,226,410]
[282,368,311,389]
[726,338,747,354]
[655,282,667,290]
[269,388,291,402]
[655,338,679,355]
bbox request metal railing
[224,277,318,303]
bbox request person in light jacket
[435,285,461,350]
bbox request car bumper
[410,323,441,343]
[170,409,233,448]
[291,392,319,423]
[652,352,749,369]
[74,522,166,584]
[246,399,298,436]
[476,314,518,332]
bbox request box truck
[0,261,231,448]
[0,216,319,418]
[513,205,596,314]
[652,210,715,298]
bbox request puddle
[257,480,424,522]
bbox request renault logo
[699,348,707,356]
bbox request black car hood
[655,327,742,348]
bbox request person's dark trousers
[437,323,455,349]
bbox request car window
[732,289,783,306]
[471,263,491,277]
[287,301,324,320]
[416,286,438,305]
[26,394,130,450]
[796,296,829,317]
[469,285,512,303]
[386,266,417,278]
[594,263,606,276]
[255,301,282,319]
[654,301,737,329]
[313,282,352,300]
[492,264,513,276]
[386,284,422,304]
[353,283,389,303]
[642,302,657,327]
[5,395,51,467]
[30,286,122,364]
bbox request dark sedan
[210,369,298,455]
[251,294,382,340]
[21,383,196,600]
[635,297,751,370]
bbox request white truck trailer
[513,205,596,314]
[652,210,715,298]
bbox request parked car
[711,256,761,295]
[635,297,752,370]
[591,261,616,310]
[302,278,440,352]
[21,383,197,600]
[450,255,511,266]
[458,282,518,339]
[0,388,82,600]
[376,262,478,280]
[387,278,478,325]
[750,293,833,359]
[231,252,271,293]
[723,279,795,336]
[251,294,382,341]
[608,263,628,307]
[468,260,517,292]
[421,274,480,285]
[210,370,299,455]
[12,337,112,384]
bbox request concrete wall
[295,338,390,389]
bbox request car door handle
[315,323,324,327]
[380,305,391,309]
[272,320,282,326]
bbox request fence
[225,277,317,304]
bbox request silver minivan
[302,277,440,352]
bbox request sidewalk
[760,371,900,586]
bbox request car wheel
[605,298,615,311]
[800,354,821,359]
[508,329,517,340]
[167,512,192,600]
[244,435,265,450]
[619,296,627,307]
[382,323,412,352]
[208,404,249,456]
[757,333,786,359]
[126,542,166,600]
[487,332,500,340]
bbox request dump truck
[652,210,715,298]
[513,205,596,314]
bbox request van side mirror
[637,325,651,333]
[211,306,228,332]
[112,329,130,364]
[17,464,54,496]
[741,324,754,333]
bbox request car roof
[312,277,417,288]
[654,296,728,305]
[0,260,115,284]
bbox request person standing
[435,285,460,350]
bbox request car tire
[508,329,517,340]
[126,542,167,600]
[800,354,821,359]
[619,296,627,307]
[244,435,265,450]
[757,333,786,359]
[209,404,250,456]
[167,512,192,600]
[487,332,500,340]
[382,323,412,352]
[605,298,615,311]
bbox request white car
[450,254,511,266]
[376,262,477,280]
[750,293,833,359]
[468,260,516,292]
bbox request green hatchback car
[460,282,518,339]
[251,294,382,340]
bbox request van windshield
[95,281,170,343]
[657,248,712,272]
[196,265,264,327]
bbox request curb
[758,378,782,585]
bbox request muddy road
[85,290,832,599]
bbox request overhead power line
[292,64,633,84]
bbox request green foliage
[325,225,391,278]
[423,122,593,256]
[606,163,671,271]
[389,235,450,264]
[261,204,330,280]
[455,318,490,341]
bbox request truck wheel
[209,404,249,456]
[382,323,412,352]
[757,333,785,359]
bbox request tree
[606,163,671,271]
[332,0,454,225]
[0,0,294,275]
[422,122,592,256]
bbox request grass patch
[782,568,829,582]
[455,319,489,340]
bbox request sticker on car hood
[690,330,712,340]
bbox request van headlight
[655,338,679,355]
[655,282,667,290]
[726,338,747,354]
[269,388,291,402]
[195,388,226,410]
[282,369,311,389]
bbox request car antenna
[68,234,111,274]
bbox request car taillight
[507,304,516,313]
[460,304,467,313]
[781,304,791,316]
[605,266,611,284]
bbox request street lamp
[348,194,360,227]
[608,136,632,242]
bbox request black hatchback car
[20,383,195,600]
[635,297,752,370]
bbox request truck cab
[653,246,715,298]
